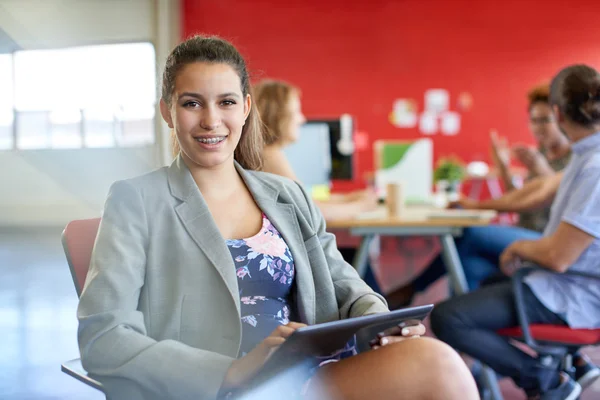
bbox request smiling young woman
[164,37,263,172]
[76,35,478,400]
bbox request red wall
[182,0,600,189]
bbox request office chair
[489,266,600,399]
[60,218,105,396]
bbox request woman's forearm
[497,163,516,191]
[476,174,559,212]
[475,189,534,212]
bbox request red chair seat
[498,325,600,345]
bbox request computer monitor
[283,122,332,188]
[283,116,355,189]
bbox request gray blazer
[77,155,388,400]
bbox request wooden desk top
[326,207,496,230]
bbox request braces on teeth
[196,137,225,144]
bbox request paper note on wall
[389,99,418,128]
[419,111,437,135]
[425,89,449,113]
[440,111,461,135]
[390,89,466,136]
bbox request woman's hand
[357,190,380,212]
[512,145,553,176]
[220,322,307,393]
[512,145,539,168]
[369,321,426,350]
[448,195,479,210]
[342,189,372,202]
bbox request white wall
[0,148,157,225]
[0,0,181,227]
[0,0,155,49]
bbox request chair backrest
[62,218,101,298]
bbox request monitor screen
[283,117,355,187]
[283,122,332,188]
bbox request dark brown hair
[527,83,550,111]
[162,35,263,170]
[253,80,300,145]
[550,64,600,127]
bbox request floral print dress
[226,213,296,357]
[226,213,357,362]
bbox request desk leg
[352,234,375,280]
[440,234,504,400]
[439,233,469,295]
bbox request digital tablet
[253,304,434,384]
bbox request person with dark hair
[387,84,572,307]
[431,64,600,400]
[491,84,571,194]
[76,36,478,400]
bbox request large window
[0,42,156,150]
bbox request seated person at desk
[254,79,382,293]
[76,35,478,400]
[386,84,572,307]
[432,64,600,399]
[490,87,570,196]
[253,79,378,221]
[487,83,572,232]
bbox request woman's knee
[388,337,463,371]
[384,337,478,399]
[416,338,478,399]
[314,337,477,400]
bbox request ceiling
[0,27,20,53]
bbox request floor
[1,227,599,399]
[0,227,103,400]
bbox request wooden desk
[328,216,492,229]
[327,208,496,296]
